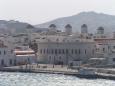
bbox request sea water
[0,72,114,86]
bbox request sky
[0,0,115,25]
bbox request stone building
[36,35,95,65]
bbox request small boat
[76,68,98,79]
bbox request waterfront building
[0,40,15,67]
[14,46,36,65]
[2,24,114,67]
[0,33,37,66]
[106,49,115,66]
[36,35,95,65]
[94,36,115,66]
[94,38,115,56]
[27,25,96,66]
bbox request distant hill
[35,12,115,33]
[0,20,47,34]
[0,20,31,33]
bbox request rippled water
[0,72,115,86]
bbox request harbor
[0,7,115,82]
[1,64,115,80]
[1,0,115,85]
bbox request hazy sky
[0,0,115,25]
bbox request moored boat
[76,68,98,79]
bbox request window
[52,49,54,54]
[75,49,77,54]
[49,56,51,59]
[71,49,74,54]
[92,49,94,55]
[9,59,12,65]
[47,49,49,54]
[40,49,42,54]
[27,58,30,62]
[113,58,115,61]
[103,48,105,52]
[49,49,51,54]
[55,49,57,54]
[59,49,61,54]
[108,46,110,50]
[79,49,80,54]
[54,56,56,64]
[56,38,59,42]
[14,59,16,65]
[85,49,87,54]
[66,49,68,54]
[1,59,4,66]
[44,49,45,54]
[4,51,6,55]
[49,56,51,61]
[62,49,65,54]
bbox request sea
[0,72,115,86]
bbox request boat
[76,68,99,79]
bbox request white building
[93,35,115,66]
[0,40,15,67]
[14,47,36,65]
[106,51,115,65]
[94,38,115,58]
[36,35,95,65]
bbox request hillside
[35,12,115,33]
[0,20,47,34]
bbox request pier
[1,64,115,80]
[0,64,78,75]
